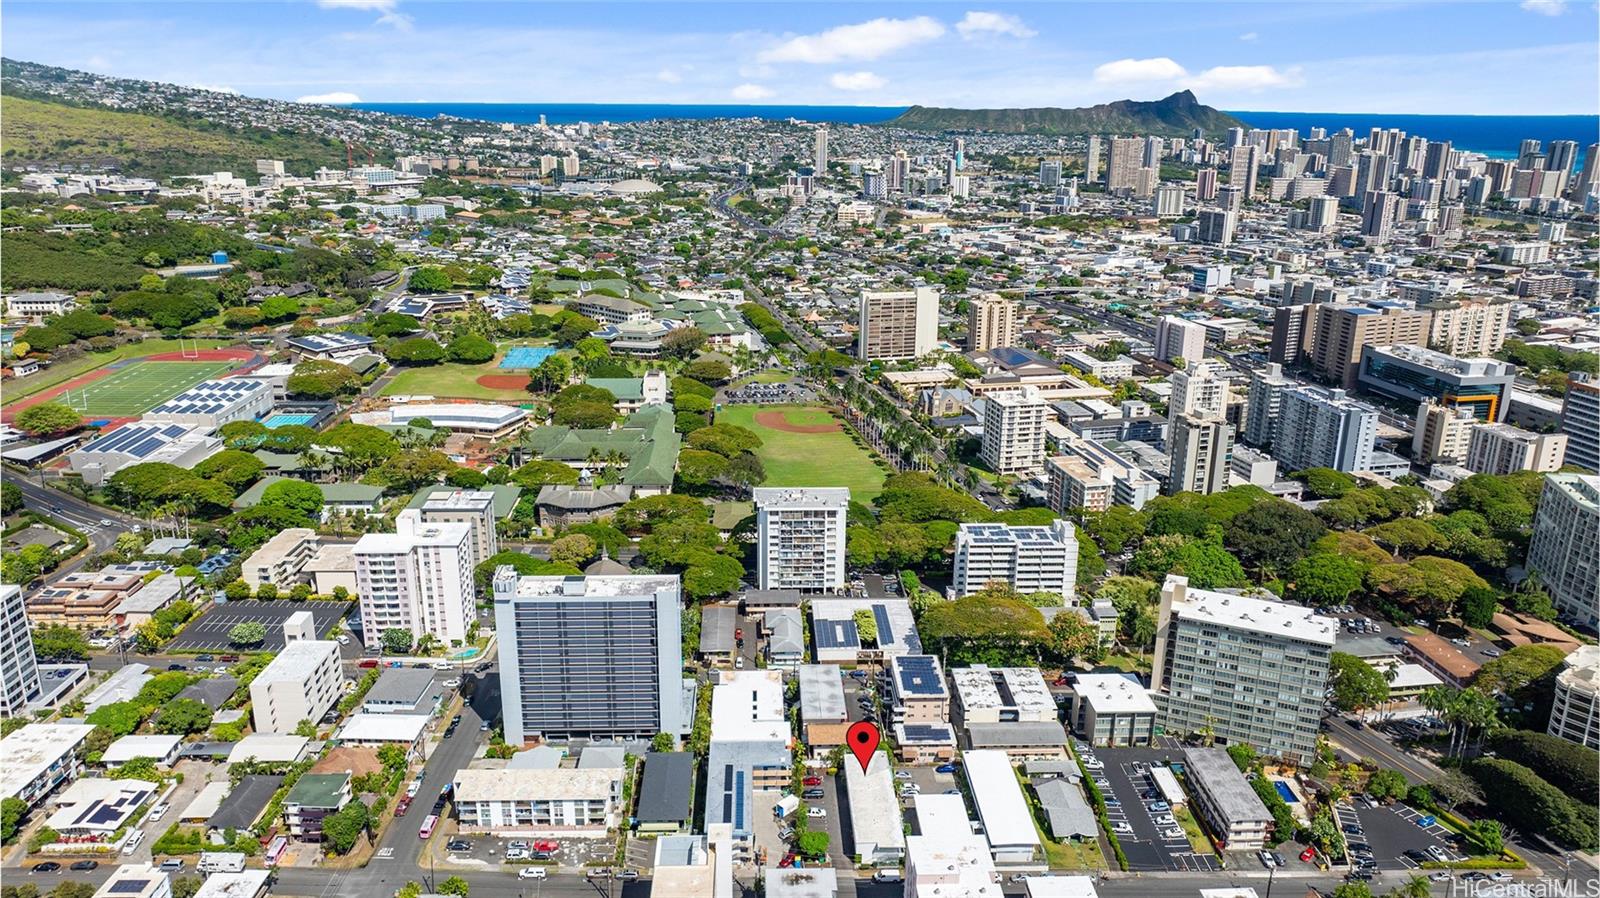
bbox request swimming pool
[262,413,316,428]
[499,346,557,369]
[1274,781,1299,803]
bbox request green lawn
[710,500,752,530]
[380,362,538,402]
[715,404,887,505]
[57,360,235,416]
[3,338,235,402]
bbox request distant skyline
[3,1,1597,115]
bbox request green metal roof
[520,405,680,488]
[285,773,350,810]
[585,377,645,400]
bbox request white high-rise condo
[857,287,939,361]
[1168,415,1232,496]
[754,487,850,592]
[1153,316,1207,365]
[1272,386,1378,474]
[354,509,474,648]
[952,520,1078,601]
[0,585,42,717]
[1168,359,1231,422]
[1525,474,1599,628]
[980,386,1049,475]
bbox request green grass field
[715,404,887,505]
[58,360,234,416]
[380,362,537,402]
[2,338,236,403]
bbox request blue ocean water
[356,102,1597,159]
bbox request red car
[395,797,411,817]
[778,853,796,869]
[358,659,380,669]
[533,840,559,853]
[803,776,822,787]
[1299,846,1316,862]
[1053,675,1070,687]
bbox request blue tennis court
[499,346,557,368]
[262,413,316,428]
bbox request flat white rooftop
[1070,674,1157,714]
[1165,576,1337,646]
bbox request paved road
[8,470,135,584]
[1322,715,1443,785]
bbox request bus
[419,815,439,840]
[265,836,289,867]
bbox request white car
[444,678,461,688]
[517,868,547,880]
[148,803,170,821]
[1153,814,1176,826]
[505,849,528,861]
[807,807,826,818]
[1111,822,1133,834]
[1161,827,1184,840]
[337,635,351,645]
[893,771,912,780]
[431,662,452,670]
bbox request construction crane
[343,139,376,168]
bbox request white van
[122,830,145,856]
[872,869,904,883]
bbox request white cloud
[656,69,682,84]
[1521,0,1567,13]
[190,83,239,94]
[1092,57,1188,83]
[315,0,412,30]
[1238,31,1259,41]
[830,71,886,91]
[731,83,774,100]
[296,90,362,104]
[955,11,1036,39]
[758,16,945,64]
[1183,64,1304,92]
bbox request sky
[3,1,1597,114]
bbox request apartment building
[1046,436,1160,513]
[249,633,342,734]
[951,520,1077,601]
[753,487,849,592]
[1357,344,1516,422]
[967,293,1018,352]
[1183,747,1274,850]
[1412,401,1476,465]
[1548,645,1599,750]
[1064,673,1157,747]
[1272,386,1379,473]
[354,509,474,648]
[1153,316,1207,366]
[454,765,624,835]
[1309,305,1432,390]
[240,528,320,591]
[703,670,791,843]
[1152,575,1337,761]
[979,386,1049,474]
[1241,363,1295,449]
[888,654,950,725]
[858,287,939,361]
[1426,298,1512,357]
[416,489,499,570]
[1168,360,1232,422]
[493,569,686,744]
[1525,474,1600,628]
[1464,424,1568,474]
[1560,372,1599,472]
[1168,414,1232,496]
[0,585,42,717]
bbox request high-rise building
[1143,136,1164,168]
[813,127,829,174]
[1465,424,1568,475]
[1228,144,1259,199]
[886,151,911,192]
[250,631,342,734]
[494,569,686,743]
[753,487,849,592]
[857,287,939,361]
[1560,372,1599,472]
[1547,139,1579,174]
[1217,184,1245,211]
[0,585,41,718]
[1039,160,1062,188]
[354,509,475,648]
[1547,646,1599,750]
[1270,304,1318,368]
[967,293,1019,352]
[952,521,1078,600]
[952,137,965,170]
[1046,437,1161,512]
[1169,359,1231,422]
[1356,343,1514,420]
[1152,575,1336,761]
[1273,386,1378,473]
[1196,207,1236,245]
[561,153,581,177]
[1168,414,1232,495]
[1412,401,1476,465]
[1085,135,1102,183]
[1195,167,1218,201]
[1107,137,1143,191]
[1426,298,1511,357]
[1360,190,1401,241]
[415,489,499,571]
[862,171,886,199]
[1575,143,1600,197]
[1153,183,1184,218]
[255,159,286,177]
[1310,305,1433,390]
[1526,474,1600,628]
[1329,132,1354,168]
[1153,315,1207,366]
[980,387,1049,474]
[949,174,970,198]
[1243,363,1296,449]
[1422,140,1454,180]
[1307,195,1339,233]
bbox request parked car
[1259,851,1279,869]
[893,771,912,780]
[517,868,546,880]
[615,869,640,882]
[447,839,471,852]
[69,861,98,872]
[1148,801,1170,812]
[935,763,959,774]
[1160,827,1184,840]
[358,659,380,669]
[196,654,215,662]
[807,807,826,818]
[395,797,411,816]
[1299,847,1316,862]
[158,860,185,873]
[802,789,825,799]
[802,776,822,787]
[30,863,61,874]
[1111,822,1133,834]
[533,840,559,853]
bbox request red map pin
[846,720,880,773]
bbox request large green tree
[14,402,82,436]
[1328,652,1389,713]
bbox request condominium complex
[1153,316,1206,365]
[1046,437,1160,512]
[967,293,1019,352]
[1152,575,1337,761]
[857,287,939,361]
[1242,363,1296,449]
[1560,372,1599,472]
[1426,298,1512,357]
[1168,360,1232,422]
[1357,344,1516,422]
[1183,747,1274,851]
[354,509,474,647]
[753,487,849,592]
[979,386,1049,474]
[493,569,686,743]
[1547,645,1599,750]
[1464,424,1568,474]
[1412,401,1476,465]
[249,634,342,734]
[0,585,42,717]
[703,670,791,843]
[952,520,1078,601]
[1525,474,1600,628]
[416,489,499,570]
[241,528,320,590]
[1272,386,1378,473]
[1168,414,1232,496]
[1301,304,1432,390]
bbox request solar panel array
[107,880,157,894]
[872,604,895,647]
[895,655,945,696]
[80,423,192,458]
[289,332,373,351]
[900,723,955,742]
[149,379,266,416]
[813,618,859,650]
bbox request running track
[2,347,267,427]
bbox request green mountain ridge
[890,90,1249,136]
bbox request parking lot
[436,830,617,873]
[165,599,351,651]
[1349,800,1468,872]
[1088,746,1221,873]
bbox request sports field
[380,362,537,401]
[715,404,887,504]
[57,360,234,416]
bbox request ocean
[355,102,1597,159]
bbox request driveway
[1092,747,1221,873]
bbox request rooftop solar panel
[873,604,894,647]
[900,724,954,741]
[107,880,154,893]
[896,656,945,695]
